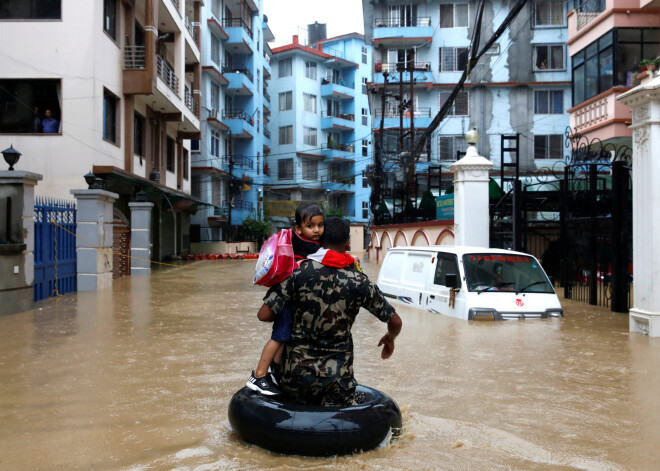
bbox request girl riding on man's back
[247,202,355,396]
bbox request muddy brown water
[1,260,659,470]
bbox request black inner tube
[228,384,402,456]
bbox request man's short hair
[322,217,350,247]
[295,202,324,226]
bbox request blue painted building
[268,32,373,229]
[191,0,274,242]
[362,0,571,188]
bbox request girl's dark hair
[295,202,324,226]
[321,217,350,247]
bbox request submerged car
[377,246,563,320]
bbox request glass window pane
[643,28,659,42]
[550,46,563,69]
[573,64,585,104]
[535,91,549,113]
[552,90,563,113]
[457,48,469,70]
[598,31,613,49]
[549,135,563,159]
[616,43,642,87]
[456,4,468,27]
[573,49,585,66]
[585,55,598,100]
[598,47,613,93]
[440,5,453,27]
[534,135,546,159]
[617,29,640,43]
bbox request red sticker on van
[515,299,524,307]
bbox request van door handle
[429,295,435,299]
[419,293,422,304]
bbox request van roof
[385,245,534,257]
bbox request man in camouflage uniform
[259,217,402,406]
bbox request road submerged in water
[1,259,659,470]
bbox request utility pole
[409,49,416,206]
[227,130,233,242]
[370,71,389,224]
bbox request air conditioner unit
[210,108,218,119]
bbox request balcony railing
[214,206,229,217]
[323,46,344,59]
[328,173,355,184]
[263,128,271,139]
[374,17,431,28]
[322,111,354,121]
[322,143,355,153]
[263,88,270,102]
[227,155,254,169]
[321,76,354,89]
[376,61,431,73]
[124,45,146,70]
[184,86,199,116]
[573,97,609,131]
[222,64,254,82]
[374,107,432,118]
[222,109,254,125]
[185,15,200,45]
[222,17,252,37]
[575,0,606,30]
[157,55,180,94]
[233,199,254,211]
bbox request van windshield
[462,253,554,294]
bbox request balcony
[207,15,229,40]
[263,128,271,146]
[231,155,254,170]
[233,199,254,212]
[373,62,432,86]
[321,142,355,160]
[263,88,270,103]
[222,109,254,138]
[223,64,254,95]
[373,17,433,47]
[573,0,606,30]
[124,45,145,70]
[321,111,355,131]
[184,86,199,117]
[373,107,432,129]
[157,55,179,95]
[321,76,355,100]
[223,18,254,55]
[185,14,200,46]
[568,88,632,142]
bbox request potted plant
[640,58,653,72]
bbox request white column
[129,202,154,276]
[71,189,118,291]
[449,137,493,247]
[619,78,660,336]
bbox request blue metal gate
[34,198,77,302]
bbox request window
[210,130,220,157]
[303,127,317,146]
[279,58,292,77]
[191,175,201,198]
[388,4,418,27]
[103,89,119,143]
[278,158,293,180]
[440,4,468,28]
[362,139,368,157]
[534,45,564,71]
[103,0,117,40]
[257,152,261,175]
[485,44,501,56]
[166,136,175,172]
[362,46,368,64]
[0,0,61,19]
[303,93,317,113]
[256,110,260,132]
[534,90,563,114]
[534,134,563,159]
[362,77,368,94]
[439,47,469,72]
[304,61,317,80]
[0,79,61,133]
[439,90,469,116]
[438,135,467,161]
[572,28,659,105]
[191,140,200,151]
[362,171,369,188]
[533,0,563,27]
[433,253,461,287]
[210,83,219,109]
[183,149,189,180]
[279,125,293,145]
[362,108,368,126]
[362,201,369,219]
[302,160,318,180]
[134,112,145,157]
[211,35,220,65]
[279,91,292,111]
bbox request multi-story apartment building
[362,0,572,184]
[190,0,274,243]
[567,0,659,146]
[268,32,373,229]
[0,0,202,263]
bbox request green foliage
[324,206,346,218]
[242,215,271,244]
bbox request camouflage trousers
[280,373,357,407]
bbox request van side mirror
[445,273,458,289]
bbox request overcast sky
[263,0,365,47]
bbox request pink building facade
[567,0,660,144]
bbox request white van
[376,246,563,320]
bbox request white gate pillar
[449,129,493,247]
[619,77,660,336]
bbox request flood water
[1,259,660,470]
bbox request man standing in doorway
[41,109,59,133]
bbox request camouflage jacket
[264,260,395,403]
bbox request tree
[243,215,271,247]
